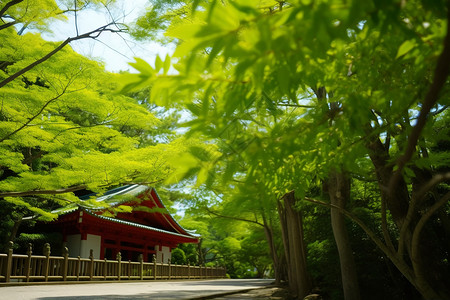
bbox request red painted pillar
[143,243,148,262]
[100,237,105,260]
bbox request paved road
[0,279,273,300]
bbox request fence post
[43,243,51,282]
[25,243,32,282]
[62,247,69,282]
[103,258,107,281]
[153,255,157,280]
[188,262,190,280]
[89,249,94,281]
[138,254,143,280]
[128,260,131,280]
[168,259,171,280]
[76,256,81,281]
[116,252,121,281]
[5,241,13,283]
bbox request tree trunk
[366,133,449,299]
[4,217,21,252]
[313,87,361,299]
[197,238,204,265]
[277,190,312,299]
[262,220,282,284]
[327,170,361,300]
[366,136,411,229]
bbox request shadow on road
[36,289,250,300]
[187,279,272,287]
[4,279,274,300]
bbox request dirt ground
[211,286,323,300]
[212,286,294,299]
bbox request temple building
[45,185,198,263]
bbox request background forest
[1,1,450,300]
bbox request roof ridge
[82,208,198,240]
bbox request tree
[197,182,285,280]
[170,247,187,264]
[176,187,276,279]
[0,0,208,250]
[126,0,450,299]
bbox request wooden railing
[0,243,226,283]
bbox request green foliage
[171,247,187,264]
[177,243,198,264]
[15,232,63,255]
[130,0,199,43]
[1,0,448,298]
[126,0,450,297]
[179,205,272,278]
[307,239,342,299]
[0,3,205,238]
[0,0,66,34]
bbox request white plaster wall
[156,245,171,263]
[80,234,101,259]
[66,234,81,258]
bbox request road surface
[0,279,273,300]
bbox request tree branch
[390,4,450,191]
[0,89,67,143]
[0,23,126,89]
[0,185,87,198]
[0,20,17,30]
[411,190,450,294]
[276,103,316,108]
[204,206,264,227]
[0,178,167,199]
[381,192,396,253]
[303,197,390,254]
[74,0,79,36]
[398,172,450,257]
[303,196,416,283]
[431,104,449,116]
[0,0,24,18]
[51,119,115,142]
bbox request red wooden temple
[47,185,199,263]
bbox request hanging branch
[74,0,79,36]
[204,206,265,227]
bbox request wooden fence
[0,243,226,283]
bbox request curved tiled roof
[81,208,198,240]
[54,184,155,214]
[78,184,150,206]
[53,184,199,240]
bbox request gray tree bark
[278,190,312,299]
[328,170,361,300]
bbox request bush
[171,247,187,265]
